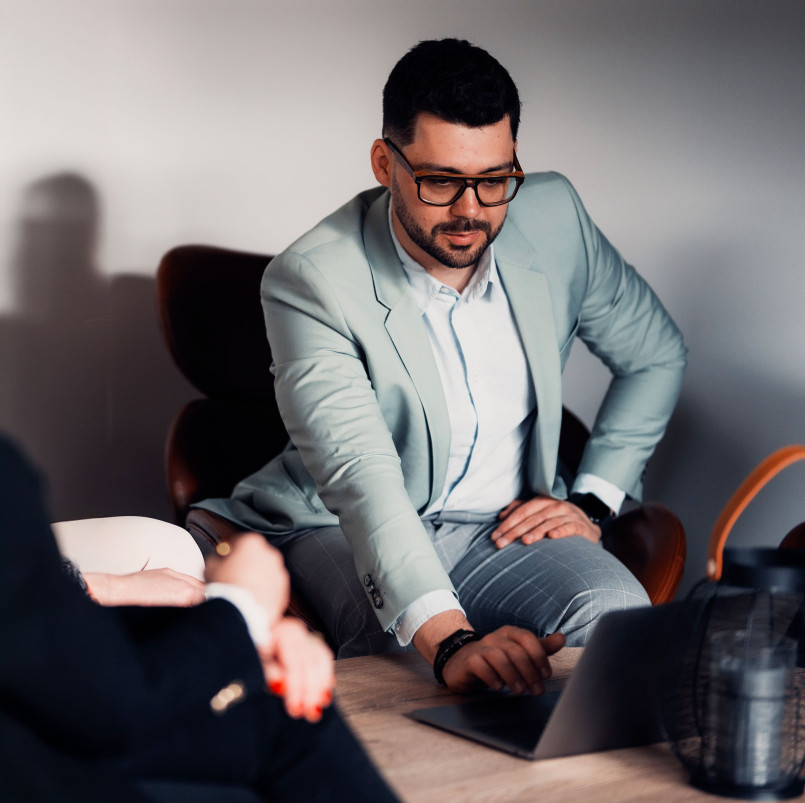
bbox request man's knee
[559,566,650,647]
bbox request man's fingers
[492,497,568,547]
[523,517,578,544]
[466,644,536,695]
[443,626,566,695]
[498,499,525,519]
[494,513,562,548]
[494,497,554,534]
[457,649,505,691]
[540,631,566,656]
[494,641,546,694]
[503,626,559,685]
[493,496,602,547]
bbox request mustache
[432,220,492,235]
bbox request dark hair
[382,39,521,145]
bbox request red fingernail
[269,680,286,696]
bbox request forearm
[82,569,206,607]
[83,572,114,603]
[579,357,686,498]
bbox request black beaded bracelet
[433,628,480,685]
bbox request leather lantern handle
[707,444,805,581]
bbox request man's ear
[370,139,393,188]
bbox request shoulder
[499,171,592,258]
[264,187,392,307]
[506,170,583,223]
[268,187,387,272]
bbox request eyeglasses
[384,138,525,207]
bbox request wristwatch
[568,492,616,531]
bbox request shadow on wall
[0,173,194,522]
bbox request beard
[392,179,505,269]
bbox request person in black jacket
[0,434,397,802]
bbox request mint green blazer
[200,172,687,630]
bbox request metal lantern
[660,446,805,800]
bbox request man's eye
[428,178,458,188]
[481,177,507,187]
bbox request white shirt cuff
[571,473,626,515]
[205,582,271,648]
[389,590,465,646]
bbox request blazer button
[372,591,383,609]
[363,574,373,587]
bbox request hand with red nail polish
[261,618,334,722]
[268,679,286,696]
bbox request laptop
[408,603,680,760]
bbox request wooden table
[333,649,723,802]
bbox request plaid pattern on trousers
[277,517,650,659]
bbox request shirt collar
[387,202,498,313]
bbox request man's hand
[412,610,566,694]
[491,496,601,548]
[84,568,206,607]
[205,532,290,626]
[441,627,566,694]
[261,618,335,722]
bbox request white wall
[1,0,803,593]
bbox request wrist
[569,492,616,532]
[412,608,470,664]
[83,572,113,604]
[433,629,480,685]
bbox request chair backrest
[157,244,275,402]
[157,245,287,522]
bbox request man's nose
[450,184,481,218]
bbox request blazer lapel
[495,224,562,496]
[363,194,451,506]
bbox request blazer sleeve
[0,436,264,758]
[560,175,688,499]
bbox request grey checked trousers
[277,517,650,659]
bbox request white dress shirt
[402,244,536,518]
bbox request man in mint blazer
[201,39,686,694]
